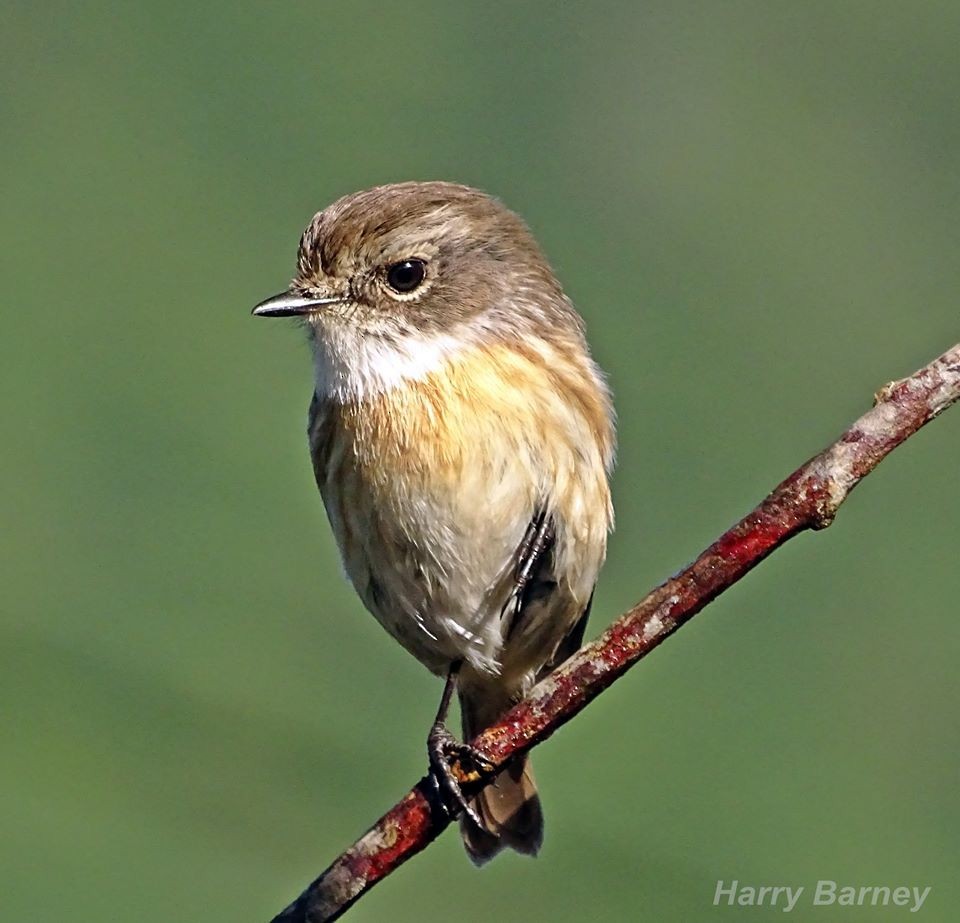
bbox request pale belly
[322,449,538,675]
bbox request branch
[270,342,960,923]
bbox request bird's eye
[385,259,427,294]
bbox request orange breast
[326,340,612,476]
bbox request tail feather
[459,686,544,865]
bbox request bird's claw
[426,722,495,831]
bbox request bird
[253,181,615,863]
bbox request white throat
[311,323,471,402]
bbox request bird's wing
[498,509,594,679]
[500,508,556,642]
[538,590,593,679]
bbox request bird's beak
[251,291,345,317]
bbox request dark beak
[251,291,345,317]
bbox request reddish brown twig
[270,343,960,923]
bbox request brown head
[253,181,585,344]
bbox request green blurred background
[3,2,959,921]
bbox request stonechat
[253,182,615,863]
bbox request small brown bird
[253,181,614,863]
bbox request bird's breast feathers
[308,331,614,680]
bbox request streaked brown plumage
[254,181,615,863]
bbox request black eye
[385,259,427,294]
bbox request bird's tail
[458,684,544,865]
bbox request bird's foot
[426,721,496,830]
